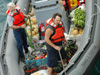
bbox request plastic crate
[35,57,47,66]
[25,59,35,65]
[25,52,47,66]
[25,57,47,66]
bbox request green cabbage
[74,8,85,28]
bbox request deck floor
[19,37,82,75]
[19,61,25,75]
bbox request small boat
[0,0,100,75]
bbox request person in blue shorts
[45,13,67,75]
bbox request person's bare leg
[48,67,53,75]
[63,59,66,64]
[63,59,67,67]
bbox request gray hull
[0,0,30,75]
[59,0,100,75]
[0,0,100,75]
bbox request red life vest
[45,18,65,43]
[77,0,85,6]
[6,5,25,26]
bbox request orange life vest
[45,18,65,43]
[77,0,85,6]
[6,5,25,26]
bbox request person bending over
[45,13,67,75]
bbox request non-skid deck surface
[19,61,25,75]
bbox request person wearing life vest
[6,2,30,62]
[45,13,67,75]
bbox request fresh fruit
[30,17,34,22]
[34,28,38,34]
[34,25,38,29]
[33,17,37,24]
[26,19,29,25]
[32,31,35,36]
[27,29,30,34]
[29,21,33,26]
[74,8,85,28]
[35,56,39,60]
[79,29,83,34]
[65,47,67,51]
[72,29,78,35]
[71,28,74,32]
[26,26,30,30]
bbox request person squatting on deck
[45,13,67,75]
[6,2,30,62]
